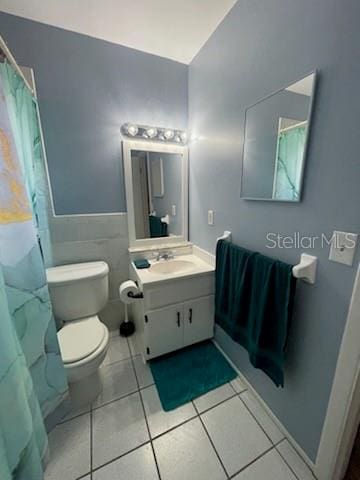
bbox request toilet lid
[58,316,106,364]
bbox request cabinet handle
[177,312,181,327]
[189,308,193,324]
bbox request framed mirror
[123,140,188,248]
[241,71,317,201]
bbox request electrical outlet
[171,205,176,216]
[329,231,358,266]
[208,210,214,225]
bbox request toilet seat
[58,316,107,364]
[58,316,110,384]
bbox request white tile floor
[45,334,317,480]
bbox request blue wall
[189,0,360,461]
[0,13,188,215]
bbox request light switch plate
[171,205,176,216]
[208,210,214,225]
[329,231,358,266]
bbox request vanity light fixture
[146,127,158,138]
[180,131,187,143]
[127,124,138,137]
[121,123,187,144]
[164,129,174,140]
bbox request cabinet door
[183,295,214,347]
[145,304,183,359]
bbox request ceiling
[0,0,237,64]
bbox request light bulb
[127,124,138,136]
[180,131,187,143]
[146,127,157,138]
[164,129,174,140]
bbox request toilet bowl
[46,261,110,407]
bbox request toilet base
[68,370,102,409]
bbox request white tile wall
[48,213,129,332]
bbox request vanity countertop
[131,253,215,287]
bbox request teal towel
[134,259,150,269]
[149,215,168,238]
[215,240,296,387]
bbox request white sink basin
[150,259,195,275]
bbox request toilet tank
[46,261,109,321]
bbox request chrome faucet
[156,250,174,261]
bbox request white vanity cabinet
[129,266,215,361]
[145,305,183,358]
[183,296,214,347]
[145,295,214,359]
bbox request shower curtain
[0,62,67,479]
[0,63,53,266]
[273,125,306,200]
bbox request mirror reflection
[131,150,183,239]
[241,72,316,201]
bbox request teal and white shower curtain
[273,125,306,200]
[0,63,67,479]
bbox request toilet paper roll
[119,280,141,304]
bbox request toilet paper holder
[127,290,143,299]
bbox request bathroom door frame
[315,262,360,480]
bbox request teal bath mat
[149,341,237,411]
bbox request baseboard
[213,339,316,472]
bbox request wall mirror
[123,140,188,248]
[241,71,317,201]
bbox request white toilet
[46,261,110,407]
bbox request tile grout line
[274,441,317,480]
[91,386,139,412]
[237,394,311,480]
[274,442,301,480]
[228,443,280,479]
[127,337,163,480]
[194,391,239,416]
[78,336,300,479]
[192,400,230,479]
[63,358,240,425]
[237,393,283,446]
[80,399,281,480]
[192,390,289,480]
[67,381,241,474]
[90,440,151,477]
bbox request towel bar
[292,253,317,284]
[161,214,170,225]
[216,230,317,284]
[217,230,232,243]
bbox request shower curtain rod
[0,34,34,95]
[279,120,307,134]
